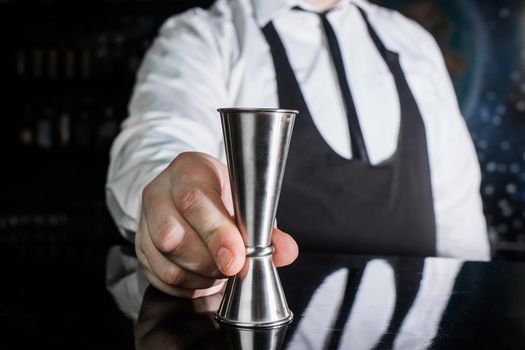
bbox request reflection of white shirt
[106,0,490,260]
[105,246,149,321]
[288,259,462,350]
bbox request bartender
[106,0,490,298]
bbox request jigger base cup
[214,249,293,328]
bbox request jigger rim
[217,107,299,114]
[214,312,294,329]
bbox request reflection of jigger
[215,108,297,328]
[221,323,289,350]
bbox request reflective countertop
[3,244,525,349]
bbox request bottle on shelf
[19,105,34,147]
[36,106,54,149]
[58,111,71,148]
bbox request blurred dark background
[0,0,524,260]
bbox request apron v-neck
[261,6,437,256]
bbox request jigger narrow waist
[246,246,274,257]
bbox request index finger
[173,183,245,277]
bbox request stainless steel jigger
[215,107,298,328]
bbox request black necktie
[294,7,369,162]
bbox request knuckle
[177,186,206,214]
[172,152,216,183]
[141,183,155,204]
[161,266,187,286]
[173,151,198,166]
[155,221,184,254]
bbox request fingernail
[217,247,234,273]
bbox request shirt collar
[251,0,368,26]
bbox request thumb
[272,228,299,267]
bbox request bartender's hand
[136,152,299,298]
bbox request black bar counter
[3,243,525,349]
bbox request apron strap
[261,22,310,114]
[356,6,400,66]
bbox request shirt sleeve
[105,9,229,239]
[418,29,491,261]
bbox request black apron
[261,7,437,257]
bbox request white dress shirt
[106,0,490,260]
